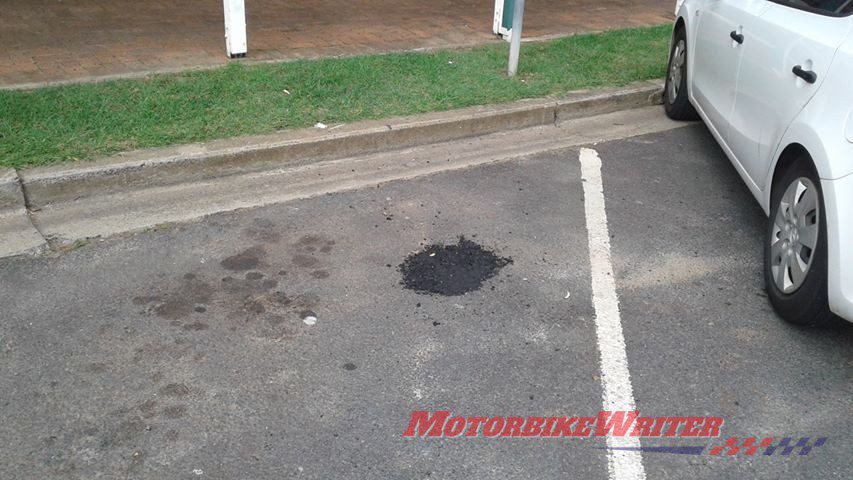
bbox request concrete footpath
[0,81,664,259]
[0,0,673,88]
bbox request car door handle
[730,31,744,44]
[792,65,817,84]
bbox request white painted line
[579,147,646,480]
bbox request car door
[691,0,765,141]
[727,1,853,189]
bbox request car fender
[763,123,831,212]
[765,113,853,210]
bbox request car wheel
[664,27,698,121]
[764,160,837,327]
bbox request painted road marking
[579,147,646,480]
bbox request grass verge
[0,25,671,169]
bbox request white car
[665,0,853,326]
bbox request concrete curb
[0,169,48,257]
[18,80,664,210]
[0,168,23,212]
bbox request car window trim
[769,0,853,17]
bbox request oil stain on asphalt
[399,237,512,296]
[132,229,336,340]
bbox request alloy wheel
[770,177,820,294]
[667,39,686,104]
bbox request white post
[507,0,525,77]
[223,0,248,58]
[493,0,503,35]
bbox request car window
[772,0,853,15]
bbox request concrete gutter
[3,80,664,257]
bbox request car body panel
[689,0,752,143]
[770,33,853,185]
[823,172,853,320]
[679,1,766,201]
[728,3,850,190]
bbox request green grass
[0,25,671,169]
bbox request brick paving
[0,0,673,88]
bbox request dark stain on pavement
[135,274,215,320]
[296,235,333,249]
[221,274,277,296]
[292,235,336,270]
[292,254,319,268]
[162,405,187,419]
[85,362,108,374]
[399,237,512,296]
[133,233,332,341]
[242,297,266,315]
[138,399,158,418]
[132,295,161,306]
[102,419,145,448]
[221,246,265,271]
[182,321,209,331]
[294,293,320,311]
[160,383,190,397]
[268,291,293,306]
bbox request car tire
[764,159,838,327]
[664,27,699,121]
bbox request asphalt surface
[1,122,851,479]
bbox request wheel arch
[772,144,813,188]
[764,120,834,214]
[766,144,817,212]
[673,17,686,36]
[670,13,697,105]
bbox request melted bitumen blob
[399,237,512,296]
